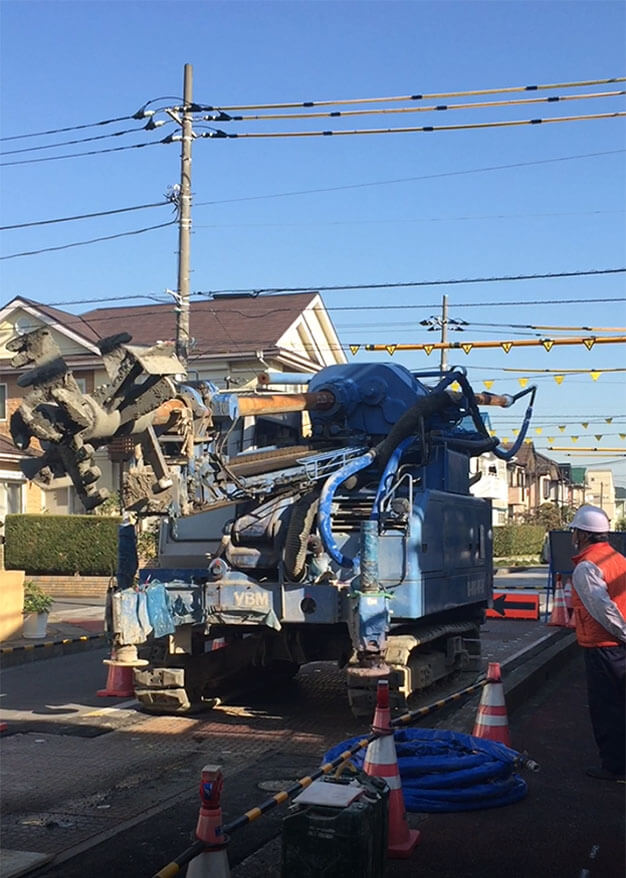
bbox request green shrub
[5,514,121,575]
[23,580,54,614]
[493,524,545,557]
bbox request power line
[0,125,167,157]
[194,208,625,230]
[202,76,626,111]
[202,111,626,140]
[212,89,626,122]
[0,139,165,168]
[0,200,172,231]
[0,114,137,142]
[194,149,626,206]
[0,220,177,260]
[203,267,625,296]
[35,293,626,313]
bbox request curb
[0,633,107,668]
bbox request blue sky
[1,1,625,484]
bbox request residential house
[0,293,346,514]
[503,441,586,522]
[584,470,616,525]
[469,451,508,526]
[615,487,626,525]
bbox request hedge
[493,524,545,557]
[4,514,122,575]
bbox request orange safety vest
[571,542,626,647]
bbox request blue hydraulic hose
[318,450,376,568]
[370,437,412,521]
[323,728,528,812]
[492,400,534,460]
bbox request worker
[570,504,626,782]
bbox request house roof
[0,433,39,460]
[79,292,321,356]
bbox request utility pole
[175,63,193,373]
[440,294,448,371]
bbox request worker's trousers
[583,644,626,775]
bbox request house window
[6,482,22,514]
[74,377,87,394]
[0,384,6,421]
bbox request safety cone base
[388,827,421,859]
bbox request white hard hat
[570,504,610,533]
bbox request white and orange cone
[563,577,577,629]
[548,575,570,628]
[187,764,230,878]
[364,680,420,859]
[472,662,511,747]
[97,644,147,698]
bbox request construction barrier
[153,670,539,877]
[0,633,103,656]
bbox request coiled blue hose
[323,728,527,812]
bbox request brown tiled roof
[15,297,101,346]
[0,434,39,459]
[80,292,319,355]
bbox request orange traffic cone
[563,577,577,629]
[187,765,231,878]
[364,680,420,859]
[548,575,570,627]
[472,662,511,747]
[97,644,147,698]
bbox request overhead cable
[0,125,168,157]
[202,111,626,140]
[194,150,625,206]
[0,139,165,168]
[0,114,137,142]
[37,293,626,311]
[204,267,625,296]
[0,220,177,260]
[193,208,624,230]
[1,200,172,231]
[200,76,626,111]
[210,89,626,122]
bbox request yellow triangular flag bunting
[489,430,496,437]
[525,438,533,445]
[385,345,397,356]
[461,343,473,355]
[554,375,564,385]
[558,425,566,432]
[571,436,579,442]
[450,381,461,392]
[541,339,554,352]
[512,429,519,436]
[581,422,589,429]
[483,380,494,390]
[590,371,601,381]
[349,345,360,356]
[535,427,543,435]
[595,434,603,441]
[548,437,555,443]
[606,417,613,424]
[423,345,434,356]
[501,342,513,353]
[583,338,595,350]
[518,377,528,388]
[501,437,510,443]
[620,434,626,440]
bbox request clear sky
[1,1,625,485]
